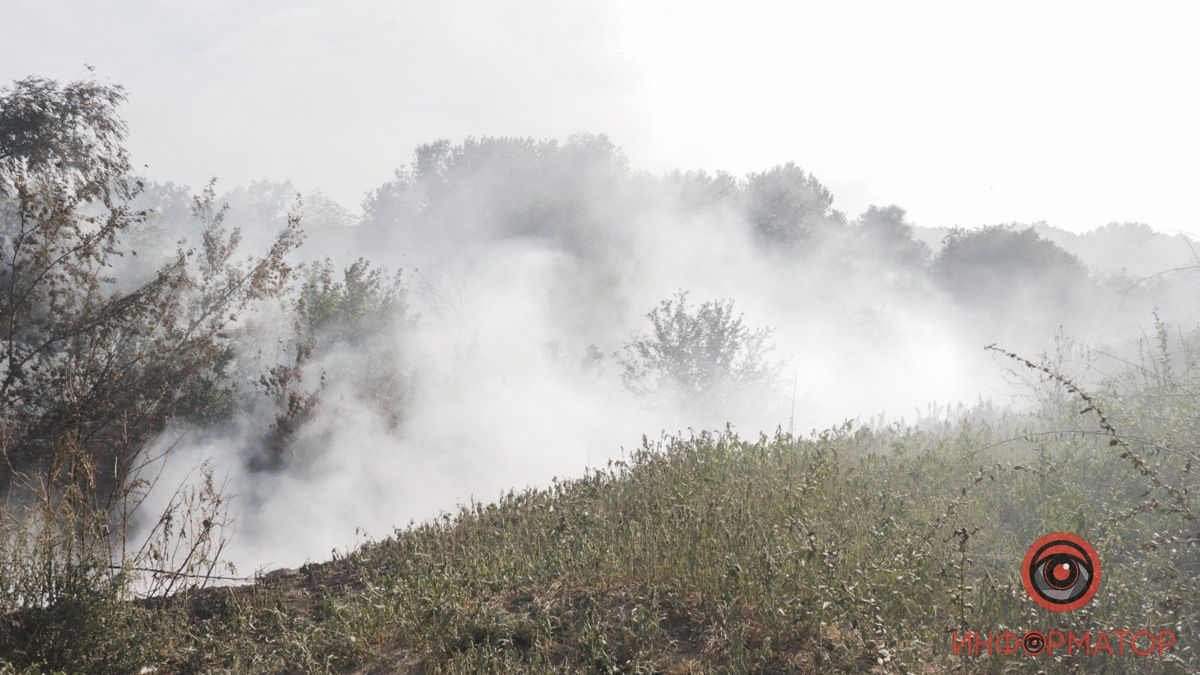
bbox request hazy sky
[3,0,1198,233]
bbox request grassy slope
[3,356,1198,673]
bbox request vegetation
[0,77,301,615]
[2,75,1198,673]
[258,257,411,460]
[2,330,1197,672]
[932,225,1089,308]
[618,291,780,409]
[743,162,841,244]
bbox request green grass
[2,342,1198,673]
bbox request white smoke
[132,146,1200,575]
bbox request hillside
[3,341,1196,673]
[1,74,1198,675]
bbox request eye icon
[1022,532,1100,612]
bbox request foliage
[743,162,841,244]
[0,75,300,644]
[0,76,128,195]
[932,225,1088,307]
[5,335,1197,672]
[361,134,628,252]
[257,258,411,460]
[618,291,779,407]
[294,258,408,350]
[0,74,302,482]
[660,169,739,213]
[1,74,1198,674]
[855,204,930,270]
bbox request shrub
[619,291,780,407]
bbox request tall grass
[1,329,1197,673]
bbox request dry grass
[1,333,1198,673]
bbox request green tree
[931,225,1087,307]
[743,162,840,243]
[258,258,411,461]
[0,77,128,193]
[0,76,301,604]
[856,204,930,270]
[619,291,779,406]
[360,134,629,252]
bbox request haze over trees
[0,78,298,493]
[1,75,1198,672]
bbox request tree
[0,76,302,601]
[257,258,411,462]
[661,170,739,213]
[359,134,629,253]
[856,204,930,271]
[931,225,1087,308]
[0,77,128,195]
[619,291,779,406]
[743,162,840,243]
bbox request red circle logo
[1022,532,1101,612]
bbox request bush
[932,225,1088,308]
[257,258,412,460]
[619,291,780,407]
[0,75,296,662]
[743,162,840,243]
